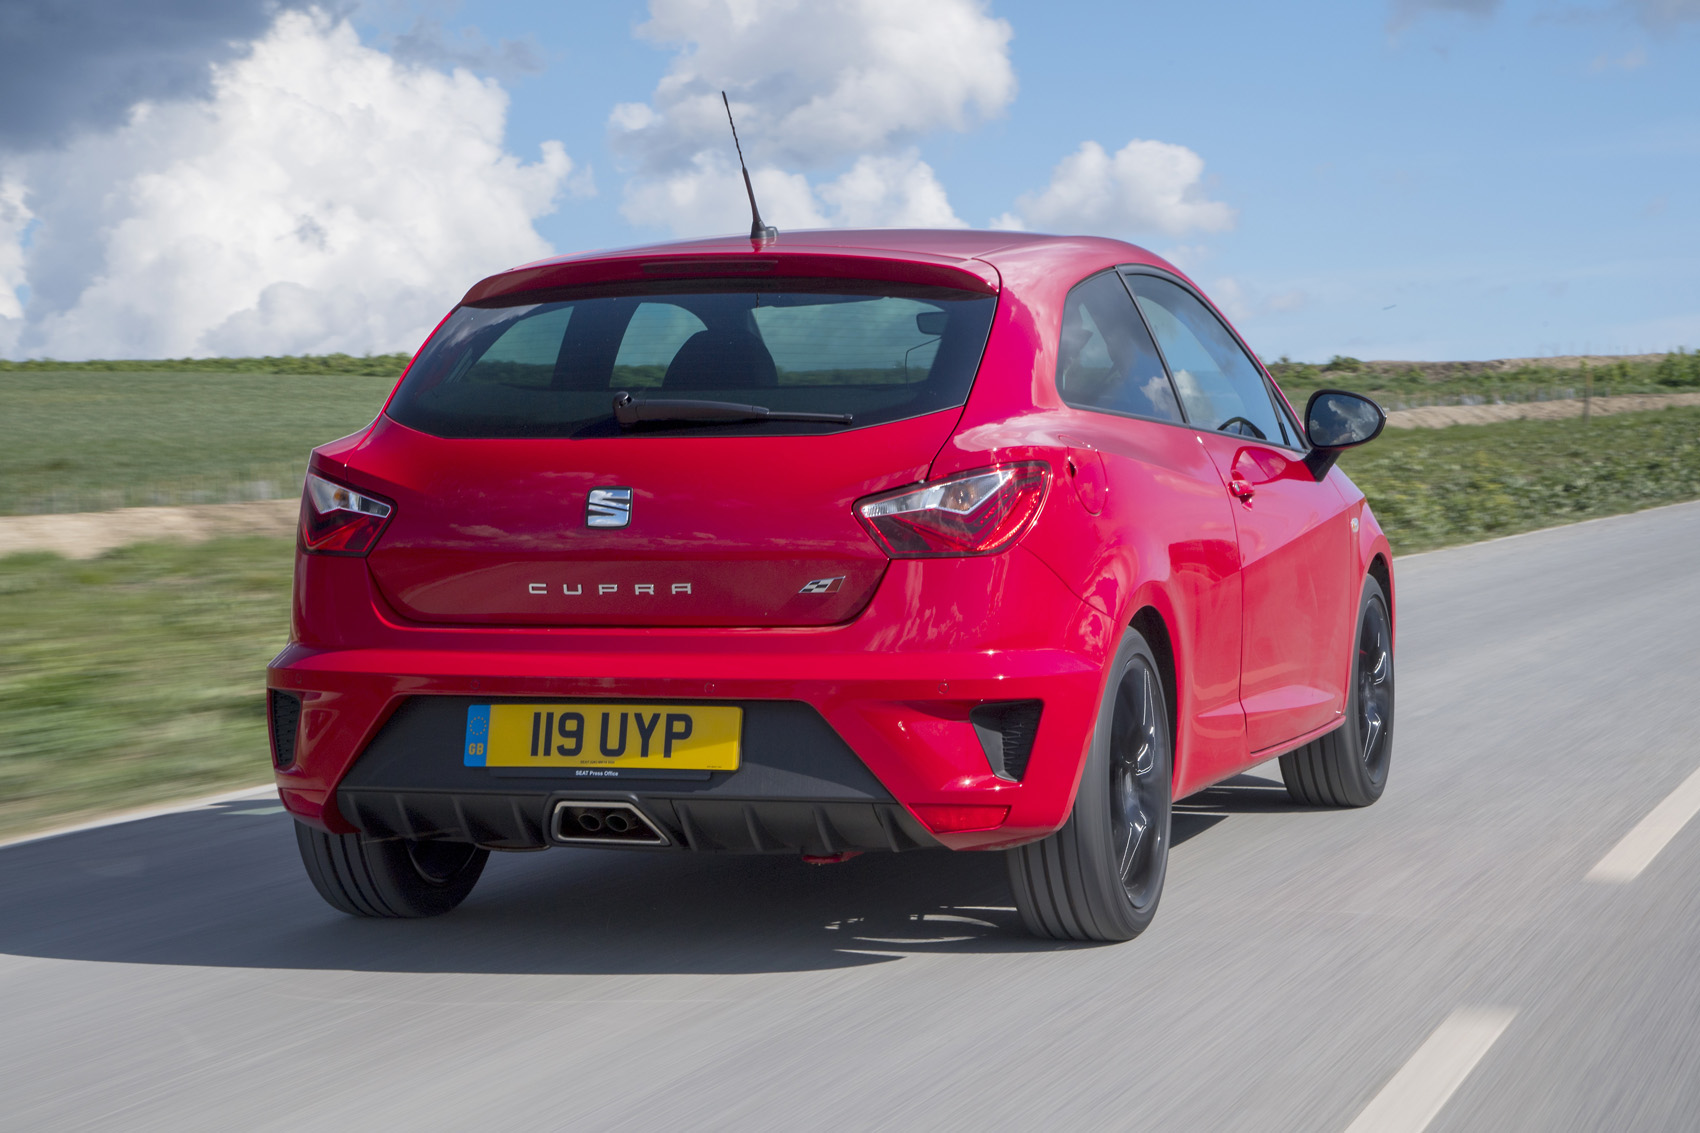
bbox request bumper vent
[268,690,302,769]
[971,699,1043,781]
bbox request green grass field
[1338,405,1700,553]
[0,537,290,837]
[1271,349,1700,409]
[1,370,396,514]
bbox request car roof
[462,229,1178,305]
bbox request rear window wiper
[612,391,853,427]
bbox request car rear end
[268,238,1117,860]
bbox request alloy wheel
[1357,596,1394,777]
[1110,662,1167,909]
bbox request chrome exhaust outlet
[551,801,670,847]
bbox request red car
[269,229,1394,942]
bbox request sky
[0,0,1696,362]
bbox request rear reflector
[268,690,302,769]
[855,463,1049,558]
[300,472,393,555]
[911,804,1010,834]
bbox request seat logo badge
[799,576,845,595]
[586,487,633,528]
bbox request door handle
[1228,476,1255,502]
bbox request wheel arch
[1366,550,1395,648]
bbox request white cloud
[621,152,826,235]
[815,152,964,228]
[1589,46,1648,71]
[1008,139,1236,239]
[619,0,1014,169]
[613,0,1009,236]
[0,175,29,355]
[0,176,29,321]
[1210,276,1309,323]
[1388,0,1501,30]
[1624,0,1700,25]
[5,9,576,359]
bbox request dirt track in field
[1382,390,1700,428]
[0,498,298,559]
[4,390,1699,560]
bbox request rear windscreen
[385,280,999,438]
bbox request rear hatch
[347,270,999,627]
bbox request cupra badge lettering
[586,486,633,528]
[527,582,693,596]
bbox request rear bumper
[270,547,1116,851]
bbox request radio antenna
[722,91,777,243]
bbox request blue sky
[398,0,1699,361]
[1,0,1696,361]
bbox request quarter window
[1055,271,1183,424]
[1123,274,1293,446]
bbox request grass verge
[0,537,290,839]
[1,370,395,514]
[1338,405,1700,553]
[1272,349,1700,409]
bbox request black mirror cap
[1302,389,1386,480]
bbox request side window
[1123,274,1294,446]
[1056,271,1183,423]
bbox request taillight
[856,463,1049,558]
[300,472,393,555]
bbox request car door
[1036,270,1247,791]
[1123,271,1356,756]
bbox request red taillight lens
[856,463,1049,558]
[912,804,1010,833]
[300,472,393,555]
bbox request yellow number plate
[463,704,741,771]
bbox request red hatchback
[269,229,1394,941]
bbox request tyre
[1007,627,1172,942]
[1280,575,1394,807]
[294,821,489,918]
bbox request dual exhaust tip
[551,800,670,847]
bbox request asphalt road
[5,501,1700,1131]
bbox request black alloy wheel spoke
[1356,600,1393,769]
[1109,664,1165,900]
[1135,674,1158,777]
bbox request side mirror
[1302,389,1386,480]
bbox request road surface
[4,501,1699,1131]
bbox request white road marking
[0,784,277,849]
[1344,1007,1516,1133]
[1587,763,1700,883]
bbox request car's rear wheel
[295,821,488,917]
[1007,627,1172,942]
[1279,575,1394,807]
